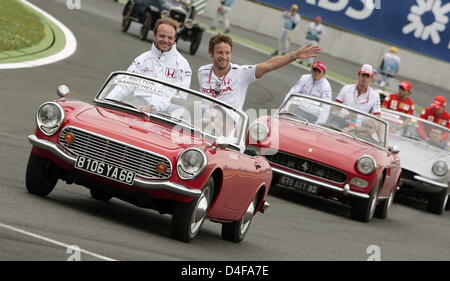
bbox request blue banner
[253,0,450,62]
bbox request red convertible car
[26,72,272,242]
[248,94,401,222]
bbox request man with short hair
[198,34,321,110]
[382,81,415,115]
[336,64,381,115]
[108,17,192,112]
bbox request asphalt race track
[0,0,449,261]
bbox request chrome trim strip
[413,175,448,188]
[28,135,201,198]
[272,167,370,199]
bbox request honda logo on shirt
[222,78,232,86]
[166,68,176,78]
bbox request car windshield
[380,109,450,151]
[95,73,246,149]
[278,94,388,148]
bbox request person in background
[378,46,401,89]
[418,96,450,141]
[272,4,301,56]
[211,0,234,34]
[300,16,324,66]
[382,81,415,115]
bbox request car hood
[74,106,207,152]
[389,134,450,178]
[270,118,379,170]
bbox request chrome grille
[265,152,347,183]
[59,127,172,179]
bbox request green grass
[0,0,45,51]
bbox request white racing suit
[108,43,192,112]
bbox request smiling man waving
[198,34,321,110]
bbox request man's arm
[255,44,321,79]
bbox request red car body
[248,94,401,222]
[26,72,272,242]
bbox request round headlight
[249,122,269,142]
[432,160,448,177]
[357,155,376,175]
[177,148,207,180]
[36,102,64,136]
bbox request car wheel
[25,152,58,197]
[140,11,152,41]
[427,189,448,215]
[90,189,112,202]
[374,189,395,219]
[121,1,133,32]
[189,31,203,55]
[171,177,214,242]
[221,196,256,243]
[445,195,450,211]
[351,178,381,223]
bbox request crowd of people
[119,14,449,144]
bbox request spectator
[382,81,415,115]
[336,64,381,115]
[378,46,401,89]
[300,16,324,66]
[272,4,301,56]
[211,0,234,34]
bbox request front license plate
[278,175,319,195]
[75,156,135,185]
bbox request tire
[445,194,450,211]
[221,196,257,243]
[351,178,381,223]
[90,189,112,202]
[189,30,203,55]
[140,11,152,41]
[25,152,58,197]
[171,177,214,242]
[374,189,395,219]
[121,1,133,32]
[427,189,449,215]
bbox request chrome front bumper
[400,175,448,194]
[272,167,370,199]
[28,134,202,198]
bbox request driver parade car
[121,0,205,55]
[248,94,402,222]
[26,72,272,243]
[380,109,450,214]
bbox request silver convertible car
[380,109,450,214]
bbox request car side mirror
[57,85,70,98]
[388,145,400,154]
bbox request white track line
[0,0,77,69]
[0,222,117,261]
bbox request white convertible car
[380,109,450,214]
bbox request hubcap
[240,199,255,235]
[442,194,449,211]
[190,186,211,234]
[369,194,377,218]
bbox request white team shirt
[198,63,257,110]
[108,43,192,112]
[284,74,332,102]
[336,84,381,114]
[381,52,401,74]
